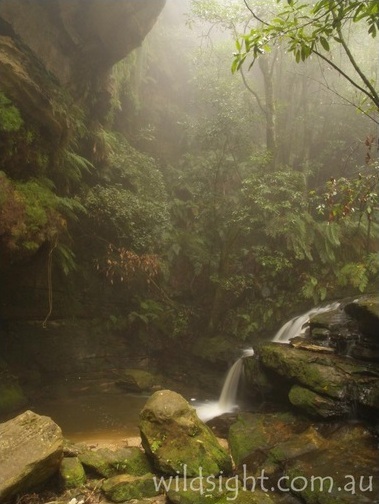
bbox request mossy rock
[259,343,379,417]
[102,473,160,502]
[283,422,379,504]
[228,412,308,468]
[288,385,350,418]
[79,446,152,478]
[165,478,277,504]
[139,390,232,477]
[165,477,224,504]
[259,344,348,399]
[59,456,86,489]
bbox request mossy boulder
[78,446,152,478]
[258,343,379,418]
[59,456,86,489]
[139,390,232,476]
[102,473,160,502]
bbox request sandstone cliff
[0,0,166,134]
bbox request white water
[196,348,255,422]
[272,301,341,343]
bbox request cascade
[272,301,341,343]
[196,348,254,422]
[196,301,343,422]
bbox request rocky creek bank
[1,388,379,504]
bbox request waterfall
[196,348,254,422]
[272,301,341,343]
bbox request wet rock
[59,456,86,489]
[139,390,232,476]
[258,342,379,418]
[228,412,313,470]
[0,410,63,501]
[309,296,379,362]
[78,446,152,478]
[102,473,159,502]
[284,423,379,503]
[288,385,350,418]
[228,415,378,504]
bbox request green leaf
[319,36,330,51]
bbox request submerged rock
[139,390,232,477]
[0,410,63,501]
[115,368,160,393]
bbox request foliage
[0,171,84,268]
[233,0,379,114]
[98,244,160,285]
[0,91,23,132]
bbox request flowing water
[272,301,342,343]
[196,348,255,422]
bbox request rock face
[227,413,379,504]
[309,296,379,361]
[0,0,166,132]
[0,410,64,502]
[258,342,379,418]
[244,296,379,419]
[139,390,232,477]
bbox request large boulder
[257,342,379,418]
[0,410,64,502]
[139,390,232,477]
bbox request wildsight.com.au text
[152,465,374,501]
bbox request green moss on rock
[288,384,350,418]
[139,390,232,477]
[59,456,86,489]
[102,473,159,502]
[78,446,152,478]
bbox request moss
[60,457,86,489]
[102,473,159,502]
[139,390,232,477]
[259,343,347,399]
[79,447,152,478]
